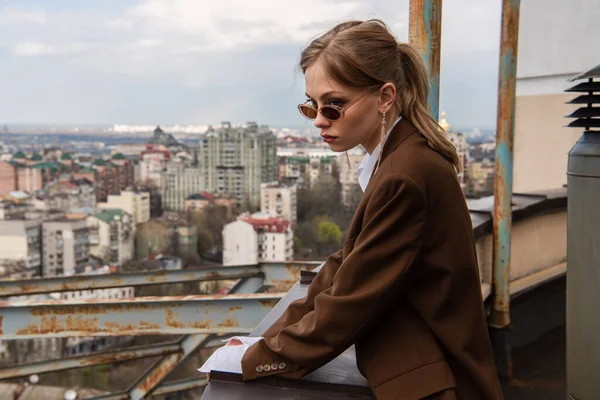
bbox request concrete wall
[514,0,600,192]
[476,209,567,297]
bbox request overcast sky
[0,0,503,129]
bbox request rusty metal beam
[409,0,443,119]
[150,377,208,396]
[490,0,521,329]
[129,334,209,400]
[0,342,181,379]
[0,267,263,297]
[0,293,283,339]
[88,378,208,400]
[0,261,321,297]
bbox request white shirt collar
[357,116,402,192]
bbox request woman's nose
[314,112,330,129]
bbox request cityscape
[0,114,496,393]
[0,0,597,399]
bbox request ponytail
[396,43,462,173]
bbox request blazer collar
[358,118,418,201]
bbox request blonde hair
[300,19,462,173]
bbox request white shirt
[357,116,402,192]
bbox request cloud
[123,0,363,50]
[0,0,503,128]
[0,7,47,25]
[12,41,97,56]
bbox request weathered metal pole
[490,0,521,329]
[409,0,442,120]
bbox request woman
[211,19,503,399]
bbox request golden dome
[439,111,450,131]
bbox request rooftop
[92,208,128,224]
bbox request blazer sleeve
[241,174,427,380]
[261,249,344,338]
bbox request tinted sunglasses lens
[298,105,318,119]
[321,106,341,121]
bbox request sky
[0,0,503,129]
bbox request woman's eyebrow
[305,90,344,99]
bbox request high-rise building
[260,182,297,224]
[42,216,89,277]
[199,121,277,208]
[161,164,205,211]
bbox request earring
[345,151,352,170]
[375,110,386,174]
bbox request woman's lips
[320,134,338,143]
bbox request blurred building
[280,156,310,187]
[36,178,96,212]
[199,121,277,208]
[42,216,89,277]
[184,191,236,219]
[0,219,42,276]
[98,190,150,226]
[308,156,334,187]
[222,212,293,266]
[0,192,34,220]
[135,212,198,259]
[111,143,147,157]
[72,155,135,203]
[440,112,468,191]
[161,164,205,211]
[0,155,67,197]
[260,182,297,224]
[466,159,495,196]
[337,151,364,210]
[87,209,134,267]
[140,145,170,188]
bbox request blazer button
[256,365,264,373]
[263,364,271,372]
[278,362,287,370]
[271,363,278,371]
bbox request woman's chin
[326,142,349,152]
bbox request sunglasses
[298,92,370,122]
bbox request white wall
[222,220,258,266]
[517,0,600,80]
[513,0,597,192]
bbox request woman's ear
[378,83,397,113]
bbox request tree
[314,216,342,256]
[193,205,230,256]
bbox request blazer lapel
[362,118,418,198]
[345,118,419,240]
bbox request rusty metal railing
[0,261,319,399]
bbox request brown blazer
[241,118,504,400]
